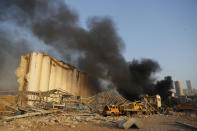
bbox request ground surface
[0,95,196,131]
[0,95,16,110]
[0,111,197,131]
[0,95,16,118]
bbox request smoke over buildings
[0,0,161,100]
[155,76,174,101]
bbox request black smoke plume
[154,76,174,101]
[0,0,161,99]
[118,59,160,100]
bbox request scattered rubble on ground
[1,109,197,131]
[0,91,197,131]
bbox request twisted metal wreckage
[16,89,130,111]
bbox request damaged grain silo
[15,52,96,105]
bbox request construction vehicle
[120,102,144,116]
[102,105,122,116]
[103,102,144,116]
[102,94,162,116]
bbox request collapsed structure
[15,52,95,105]
[14,52,163,114]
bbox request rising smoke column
[0,0,62,90]
[155,76,173,101]
[0,0,161,100]
[121,59,161,99]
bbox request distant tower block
[186,80,192,90]
[175,80,184,96]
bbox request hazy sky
[66,0,197,89]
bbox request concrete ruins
[0,52,194,131]
[15,52,95,100]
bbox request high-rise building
[186,80,192,90]
[175,80,184,96]
[183,80,196,96]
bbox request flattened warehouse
[15,52,95,99]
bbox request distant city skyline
[66,0,197,89]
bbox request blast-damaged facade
[15,52,94,98]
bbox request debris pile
[0,89,197,131]
[0,53,196,130]
[81,91,131,112]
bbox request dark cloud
[0,0,161,99]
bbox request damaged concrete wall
[15,52,94,98]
